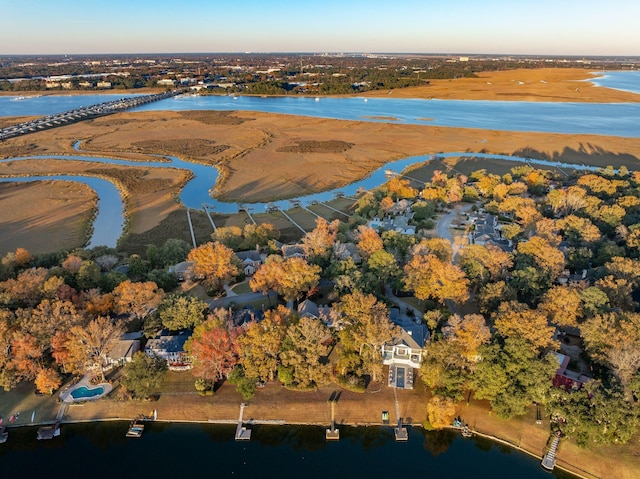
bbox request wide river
[0,422,576,479]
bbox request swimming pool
[70,385,105,400]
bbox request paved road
[435,203,473,261]
[209,291,277,309]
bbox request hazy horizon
[1,0,639,56]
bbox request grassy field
[362,68,640,103]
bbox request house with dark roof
[145,330,192,371]
[382,308,429,390]
[168,261,195,281]
[236,250,265,276]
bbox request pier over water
[0,90,180,141]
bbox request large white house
[382,309,428,390]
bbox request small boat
[0,425,8,444]
[126,420,145,438]
[315,97,320,102]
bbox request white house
[382,309,428,390]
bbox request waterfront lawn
[0,381,63,425]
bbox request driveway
[435,203,473,261]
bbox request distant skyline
[1,0,639,56]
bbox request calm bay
[0,422,577,479]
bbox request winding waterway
[0,70,638,248]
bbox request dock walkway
[541,432,561,471]
[235,403,251,441]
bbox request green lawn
[231,281,252,295]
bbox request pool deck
[59,375,112,403]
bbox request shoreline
[2,68,639,104]
[3,410,591,479]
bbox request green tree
[473,337,557,419]
[158,294,208,331]
[121,351,168,399]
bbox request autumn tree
[356,225,384,259]
[403,253,469,305]
[249,255,284,306]
[278,257,321,303]
[64,316,124,381]
[0,267,49,308]
[558,215,602,245]
[187,242,241,293]
[335,291,398,383]
[112,280,164,321]
[18,299,86,346]
[7,331,44,384]
[236,306,289,382]
[302,218,340,265]
[426,396,457,430]
[279,316,331,389]
[458,244,512,290]
[185,318,239,387]
[442,314,491,363]
[516,235,565,282]
[492,301,557,352]
[581,312,640,394]
[35,367,62,395]
[539,285,583,328]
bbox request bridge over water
[0,90,180,141]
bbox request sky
[1,0,638,56]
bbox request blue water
[1,72,639,137]
[0,150,605,248]
[0,423,577,479]
[0,94,140,117]
[70,385,105,399]
[0,175,124,248]
[590,70,640,94]
[127,94,640,137]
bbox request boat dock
[325,400,339,441]
[0,90,181,141]
[541,431,561,471]
[235,403,252,441]
[394,418,408,441]
[36,421,60,440]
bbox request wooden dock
[541,431,561,471]
[325,401,339,440]
[235,403,252,441]
[394,418,408,441]
[37,421,60,440]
